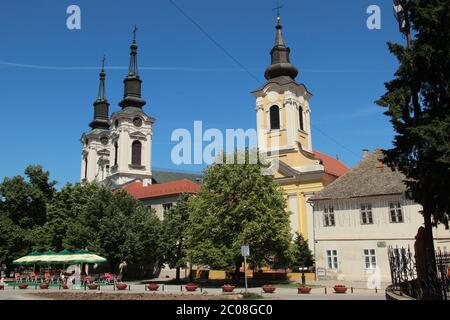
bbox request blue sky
[0,0,404,187]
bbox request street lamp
[241,243,250,293]
[299,267,307,286]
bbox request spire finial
[133,25,138,43]
[128,25,139,76]
[97,56,107,101]
[272,0,284,23]
[90,56,110,130]
[119,26,146,109]
[264,3,299,81]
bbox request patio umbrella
[61,253,107,264]
[13,251,43,265]
[13,249,107,265]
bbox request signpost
[241,243,250,293]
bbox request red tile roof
[122,179,200,200]
[313,150,349,177]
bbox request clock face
[100,137,109,145]
[133,117,143,127]
[267,91,279,103]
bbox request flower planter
[62,284,70,289]
[333,285,347,294]
[147,283,159,291]
[88,284,99,290]
[298,286,311,294]
[222,285,235,293]
[39,283,49,289]
[116,283,127,290]
[185,283,198,292]
[18,283,28,290]
[262,285,276,293]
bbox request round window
[100,136,109,145]
[133,117,143,127]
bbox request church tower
[80,58,111,182]
[251,14,349,252]
[252,15,313,160]
[106,29,155,187]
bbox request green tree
[161,193,191,281]
[376,0,450,285]
[288,233,314,271]
[0,167,163,277]
[186,150,292,283]
[0,165,56,229]
[0,165,56,265]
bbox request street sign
[241,244,250,257]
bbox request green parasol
[13,249,107,265]
[12,251,42,265]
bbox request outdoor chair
[44,272,54,284]
[28,272,37,283]
[15,273,22,283]
[103,273,116,285]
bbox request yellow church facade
[253,17,348,253]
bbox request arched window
[84,156,88,179]
[299,107,304,131]
[132,140,142,166]
[270,105,280,130]
[114,142,118,166]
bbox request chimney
[362,149,369,159]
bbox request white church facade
[80,34,154,188]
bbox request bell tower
[252,15,313,157]
[106,27,155,187]
[80,58,111,182]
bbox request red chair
[44,272,53,283]
[15,273,22,283]
[29,272,37,283]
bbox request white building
[311,149,450,282]
[80,34,154,187]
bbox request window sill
[129,164,146,170]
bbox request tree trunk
[233,260,241,285]
[189,263,193,283]
[422,198,439,299]
[175,267,180,282]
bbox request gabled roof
[313,150,349,177]
[311,149,407,201]
[122,179,200,200]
